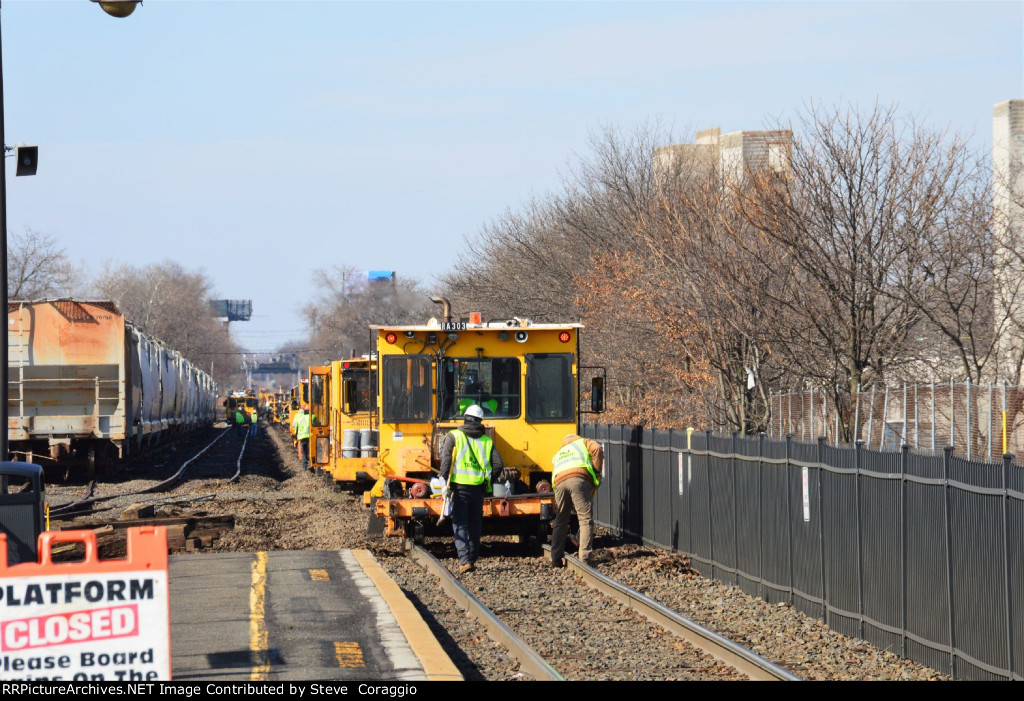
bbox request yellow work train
[368,298,604,544]
[224,389,258,423]
[309,357,379,491]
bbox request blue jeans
[451,484,485,565]
[250,422,258,436]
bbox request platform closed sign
[0,527,170,681]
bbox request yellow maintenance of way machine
[309,356,379,491]
[370,298,605,545]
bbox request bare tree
[300,266,434,369]
[92,260,240,388]
[7,228,80,299]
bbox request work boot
[551,557,565,569]
[458,563,473,574]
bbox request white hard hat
[464,404,484,420]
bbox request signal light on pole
[15,145,38,176]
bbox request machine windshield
[441,357,521,419]
[382,355,432,422]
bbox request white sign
[802,467,810,522]
[677,453,683,495]
[0,571,170,681]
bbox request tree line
[439,102,1024,437]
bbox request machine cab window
[526,353,574,422]
[382,355,432,422]
[342,365,375,414]
[441,357,520,419]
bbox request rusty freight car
[7,299,218,474]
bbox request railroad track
[47,426,251,519]
[408,541,800,681]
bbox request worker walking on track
[438,404,514,574]
[549,433,604,567]
[234,407,248,439]
[292,404,311,469]
[249,407,259,437]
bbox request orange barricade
[0,527,171,681]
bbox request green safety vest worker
[458,397,498,415]
[552,438,601,487]
[234,409,246,424]
[293,411,311,440]
[449,429,494,490]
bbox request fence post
[867,385,875,448]
[758,432,766,599]
[914,383,919,450]
[967,377,972,461]
[854,383,861,445]
[900,443,909,658]
[786,433,795,604]
[1001,451,1014,678]
[732,431,739,582]
[942,445,957,678]
[880,386,890,451]
[817,435,829,626]
[706,429,715,573]
[687,427,694,555]
[931,380,936,452]
[854,437,864,638]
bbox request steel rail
[49,427,236,515]
[139,426,234,493]
[544,546,801,681]
[410,544,564,681]
[228,431,248,483]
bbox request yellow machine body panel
[372,320,582,490]
[324,358,379,487]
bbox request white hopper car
[7,299,218,473]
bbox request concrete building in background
[993,99,1024,381]
[653,126,792,188]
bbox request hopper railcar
[7,299,219,475]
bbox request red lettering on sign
[0,604,138,651]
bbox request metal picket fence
[584,423,1024,681]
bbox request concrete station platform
[169,549,461,682]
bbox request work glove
[502,468,519,483]
[442,484,451,499]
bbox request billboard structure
[208,300,252,322]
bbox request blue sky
[2,0,1022,353]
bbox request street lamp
[0,0,141,460]
[91,1,143,19]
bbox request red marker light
[342,362,350,368]
[385,332,397,344]
[559,331,571,343]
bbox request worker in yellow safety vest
[438,404,515,574]
[292,405,311,469]
[549,433,603,568]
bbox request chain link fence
[769,382,1024,463]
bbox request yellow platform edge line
[350,549,463,682]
